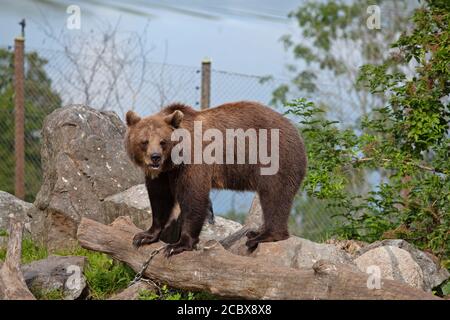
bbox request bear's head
[125,109,184,177]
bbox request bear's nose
[150,153,161,164]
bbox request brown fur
[125,101,307,256]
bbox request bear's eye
[160,140,167,147]
[140,140,148,149]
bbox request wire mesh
[0,44,336,241]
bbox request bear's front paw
[132,231,160,248]
[164,241,196,257]
[245,229,260,239]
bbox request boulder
[30,105,143,250]
[355,246,424,290]
[326,238,368,257]
[355,239,449,291]
[22,255,88,300]
[200,216,242,242]
[102,184,151,229]
[245,194,263,229]
[223,194,354,269]
[229,236,355,270]
[0,191,33,247]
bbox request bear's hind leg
[245,188,294,250]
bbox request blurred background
[0,0,417,241]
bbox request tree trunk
[0,218,36,300]
[77,216,439,300]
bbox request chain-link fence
[0,43,334,241]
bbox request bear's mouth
[149,163,160,169]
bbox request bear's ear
[164,110,184,128]
[126,110,141,126]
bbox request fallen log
[0,218,36,300]
[109,281,157,300]
[77,216,439,300]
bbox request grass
[0,236,134,299]
[21,237,49,264]
[30,287,65,300]
[54,246,135,300]
[0,247,5,261]
[0,235,214,300]
[138,285,217,300]
[0,234,48,263]
[0,229,7,260]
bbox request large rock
[30,105,143,250]
[22,255,88,300]
[355,240,449,292]
[229,236,354,270]
[0,191,33,247]
[245,194,263,229]
[224,194,354,269]
[102,184,151,229]
[355,246,424,290]
[326,238,368,257]
[200,216,242,242]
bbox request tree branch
[0,218,36,300]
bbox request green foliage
[289,196,339,242]
[0,237,215,300]
[55,246,135,300]
[0,236,49,264]
[0,49,61,202]
[291,99,448,259]
[30,287,65,300]
[273,0,412,113]
[138,285,187,300]
[21,237,49,264]
[288,0,449,265]
[0,248,5,261]
[440,280,450,296]
[0,238,134,300]
[285,0,450,265]
[138,285,217,300]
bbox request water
[0,0,301,77]
[1,0,303,215]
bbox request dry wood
[220,194,262,249]
[77,216,439,300]
[0,218,36,300]
[109,281,157,300]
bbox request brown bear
[125,101,307,256]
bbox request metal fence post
[14,36,25,200]
[200,58,211,109]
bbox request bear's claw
[132,231,159,248]
[163,242,195,257]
